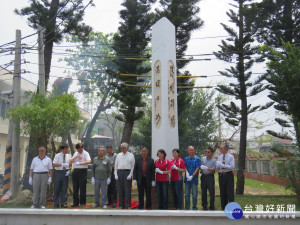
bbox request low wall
[233,171,288,185]
[0,209,299,225]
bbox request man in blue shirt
[184,146,201,210]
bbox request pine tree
[214,0,273,195]
[15,0,93,90]
[155,0,203,150]
[252,0,300,47]
[252,0,300,144]
[112,0,156,144]
[15,0,93,190]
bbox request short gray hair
[120,142,129,149]
[221,143,229,150]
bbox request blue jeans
[171,180,183,209]
[156,181,168,209]
[185,182,198,210]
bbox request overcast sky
[0,0,284,140]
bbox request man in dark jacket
[133,147,155,210]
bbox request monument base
[0,208,299,225]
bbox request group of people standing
[29,142,235,210]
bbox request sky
[0,0,285,140]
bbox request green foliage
[180,89,218,156]
[6,93,80,149]
[15,0,93,88]
[277,158,300,201]
[214,0,273,195]
[131,101,152,155]
[111,0,156,143]
[155,0,204,148]
[63,32,116,104]
[260,41,300,147]
[131,89,217,158]
[63,32,117,150]
[15,0,93,43]
[252,0,300,47]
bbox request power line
[0,32,38,48]
[43,0,85,44]
[44,0,93,46]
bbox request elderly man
[184,146,201,210]
[200,147,216,210]
[106,144,117,208]
[114,143,135,209]
[133,147,155,210]
[29,146,53,209]
[91,147,111,208]
[69,143,91,207]
[52,144,71,208]
[217,143,235,210]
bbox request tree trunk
[236,0,247,195]
[282,0,293,43]
[61,134,67,144]
[22,137,35,191]
[121,107,135,145]
[68,134,75,155]
[292,116,300,151]
[83,104,105,152]
[44,0,59,90]
[236,97,247,195]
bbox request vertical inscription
[168,60,176,129]
[154,60,162,129]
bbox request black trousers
[138,176,152,209]
[107,168,117,205]
[218,171,234,210]
[117,170,131,208]
[54,170,68,207]
[72,169,87,206]
[201,174,215,210]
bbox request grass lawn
[1,176,299,211]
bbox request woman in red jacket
[170,148,185,210]
[155,149,171,210]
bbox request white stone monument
[152,17,179,160]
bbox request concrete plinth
[0,209,299,225]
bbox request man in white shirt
[114,143,135,209]
[53,144,71,208]
[69,143,91,207]
[29,146,53,209]
[216,143,235,210]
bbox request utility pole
[217,95,222,141]
[38,25,45,95]
[1,91,13,194]
[10,29,21,198]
